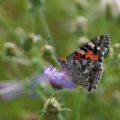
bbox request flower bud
[41,44,58,65]
[70,16,88,34]
[15,27,25,37]
[109,47,114,57]
[43,97,62,120]
[113,43,120,48]
[42,44,54,56]
[43,97,61,114]
[100,0,120,18]
[22,33,42,51]
[4,42,18,56]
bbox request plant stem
[39,7,55,47]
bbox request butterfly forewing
[60,35,110,92]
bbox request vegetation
[0,0,120,120]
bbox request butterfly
[59,35,110,92]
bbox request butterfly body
[59,35,110,92]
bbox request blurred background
[0,0,120,120]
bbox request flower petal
[44,66,76,90]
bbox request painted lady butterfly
[59,35,110,92]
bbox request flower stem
[0,15,20,41]
[38,6,60,65]
[39,7,55,49]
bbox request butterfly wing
[62,35,110,91]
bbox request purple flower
[44,66,76,90]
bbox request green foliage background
[0,0,120,120]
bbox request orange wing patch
[74,50,99,60]
[85,51,99,60]
[74,50,86,60]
